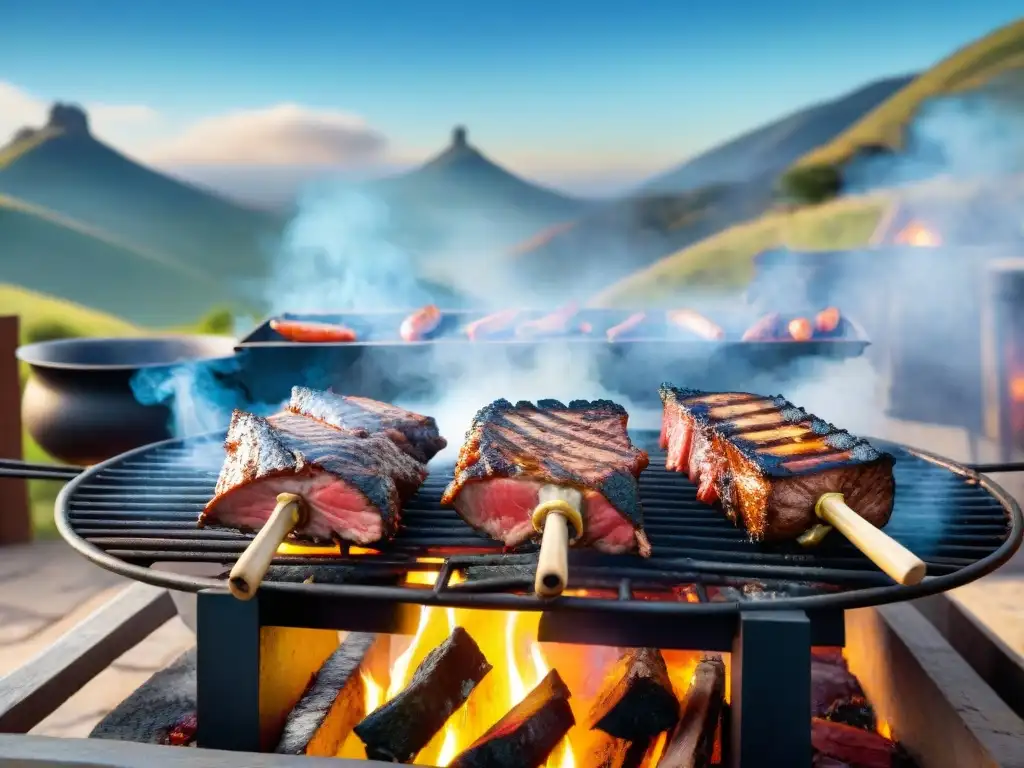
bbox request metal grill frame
[53,433,1023,768]
[56,433,1023,617]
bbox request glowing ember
[1010,376,1024,402]
[895,221,942,247]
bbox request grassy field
[791,18,1024,172]
[587,193,889,307]
[2,284,142,537]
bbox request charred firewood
[811,718,903,768]
[590,731,652,768]
[354,626,492,763]
[164,713,197,747]
[275,633,379,756]
[448,669,575,768]
[657,655,726,768]
[588,648,680,740]
[812,655,863,718]
[824,695,877,732]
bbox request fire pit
[51,428,1021,767]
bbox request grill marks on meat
[202,409,427,545]
[289,386,447,463]
[441,398,650,555]
[659,385,895,541]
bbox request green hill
[786,18,1024,193]
[503,76,911,301]
[0,282,140,342]
[0,193,232,325]
[0,105,283,280]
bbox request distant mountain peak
[452,125,468,148]
[47,103,91,137]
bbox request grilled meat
[202,409,427,544]
[607,312,647,342]
[658,385,895,541]
[289,386,447,463]
[400,304,442,342]
[441,398,651,555]
[465,309,521,340]
[515,302,579,339]
[270,318,358,343]
[665,309,725,340]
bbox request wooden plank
[0,734,401,767]
[0,315,30,545]
[845,603,1024,768]
[915,592,1024,721]
[0,582,176,734]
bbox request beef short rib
[289,386,447,463]
[441,398,651,555]
[659,385,895,541]
[201,409,427,545]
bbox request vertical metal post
[0,315,30,545]
[196,589,261,752]
[729,610,812,768]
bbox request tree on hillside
[779,164,843,204]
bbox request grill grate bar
[56,431,1021,610]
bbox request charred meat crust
[201,409,427,539]
[658,384,896,541]
[289,386,447,463]
[441,398,649,529]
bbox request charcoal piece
[275,633,378,756]
[657,655,726,768]
[163,713,197,747]
[448,669,575,768]
[217,564,402,586]
[824,696,877,732]
[811,718,901,768]
[90,648,196,744]
[812,656,863,717]
[588,648,679,740]
[591,732,652,768]
[354,626,491,762]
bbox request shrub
[779,164,844,205]
[196,306,235,335]
[25,318,82,344]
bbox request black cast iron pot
[17,335,243,466]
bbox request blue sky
[0,1,1020,194]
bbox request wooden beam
[0,315,30,545]
[0,583,177,734]
[845,603,1024,768]
[0,734,397,767]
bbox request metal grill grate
[57,431,1022,614]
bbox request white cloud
[145,104,388,166]
[0,81,158,145]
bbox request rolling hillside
[0,193,230,325]
[787,18,1024,182]
[504,76,912,300]
[1,283,140,342]
[0,103,283,283]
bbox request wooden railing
[0,315,30,545]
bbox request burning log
[275,633,380,757]
[588,648,680,740]
[811,718,903,768]
[656,655,726,768]
[811,654,863,718]
[164,713,197,747]
[824,696,877,731]
[353,626,492,763]
[590,732,653,768]
[448,669,575,768]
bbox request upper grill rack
[56,431,1022,615]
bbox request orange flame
[336,566,710,766]
[895,221,942,247]
[1010,376,1024,402]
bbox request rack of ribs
[203,388,441,599]
[658,385,925,585]
[441,398,651,596]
